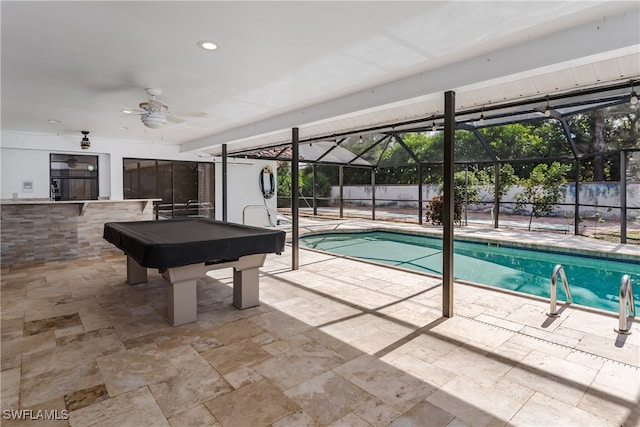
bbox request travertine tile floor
[1,221,639,426]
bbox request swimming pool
[299,230,640,313]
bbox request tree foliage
[277,162,292,207]
[567,105,640,181]
[276,104,637,208]
[515,162,571,230]
[483,163,519,200]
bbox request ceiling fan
[125,88,208,129]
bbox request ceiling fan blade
[121,89,207,127]
[121,107,146,117]
[171,111,209,118]
[166,115,185,124]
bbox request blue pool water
[299,231,640,313]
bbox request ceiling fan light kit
[141,112,168,129]
[125,88,207,129]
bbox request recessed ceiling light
[198,40,218,51]
[47,119,61,124]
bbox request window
[50,154,98,200]
[123,158,214,218]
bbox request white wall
[331,183,640,219]
[1,130,210,199]
[0,130,277,224]
[215,157,278,226]
[0,147,51,199]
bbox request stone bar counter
[1,199,159,265]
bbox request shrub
[425,195,462,225]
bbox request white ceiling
[2,1,639,156]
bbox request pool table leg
[162,264,205,326]
[126,256,148,284]
[231,254,267,309]
[233,268,260,309]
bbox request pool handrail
[615,274,635,335]
[548,264,572,317]
[242,204,279,227]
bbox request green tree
[515,162,571,231]
[278,163,336,208]
[567,104,639,181]
[484,163,519,200]
[277,162,291,208]
[299,165,332,206]
[453,168,481,206]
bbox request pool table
[103,218,286,326]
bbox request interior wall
[0,130,211,200]
[0,147,51,199]
[1,131,278,225]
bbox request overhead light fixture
[121,109,133,114]
[47,119,61,124]
[198,40,218,51]
[141,112,167,129]
[544,96,552,116]
[479,108,485,126]
[358,135,363,144]
[431,116,437,132]
[630,82,638,105]
[80,131,90,150]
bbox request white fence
[330,182,640,219]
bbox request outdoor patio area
[1,221,638,426]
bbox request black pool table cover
[103,218,286,269]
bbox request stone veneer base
[1,200,155,265]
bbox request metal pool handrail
[548,264,572,317]
[242,204,279,227]
[615,274,635,335]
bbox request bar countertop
[1,198,160,205]
[1,199,161,217]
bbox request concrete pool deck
[1,219,638,426]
